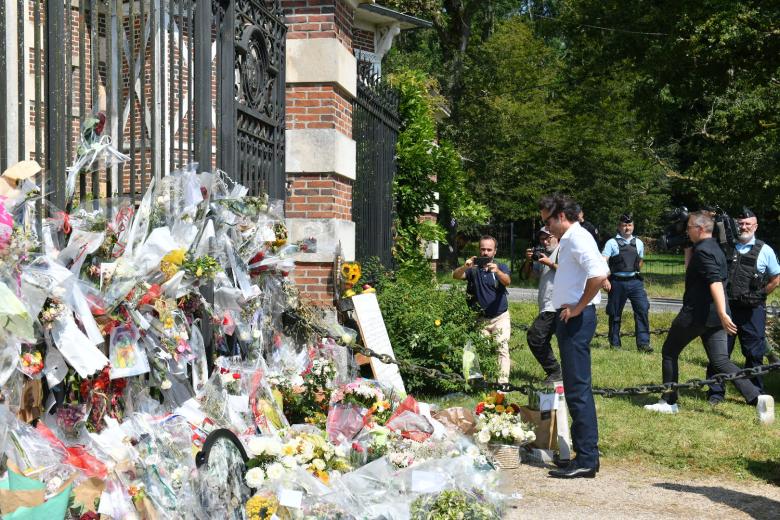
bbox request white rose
[477,429,492,444]
[265,462,285,480]
[160,379,173,390]
[266,439,282,457]
[245,467,265,488]
[247,437,267,457]
[501,428,510,440]
[312,458,326,471]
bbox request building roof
[355,3,433,30]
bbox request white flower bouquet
[475,412,536,446]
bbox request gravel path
[500,462,780,519]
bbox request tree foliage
[387,69,490,267]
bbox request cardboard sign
[350,293,406,395]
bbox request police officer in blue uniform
[707,208,780,405]
[601,214,652,352]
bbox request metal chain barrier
[286,310,780,399]
[512,322,670,339]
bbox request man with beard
[645,211,772,418]
[453,235,513,383]
[521,227,563,384]
[706,208,780,405]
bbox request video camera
[658,205,739,252]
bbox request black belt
[610,274,640,281]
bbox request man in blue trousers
[539,194,608,479]
[601,214,653,353]
[707,208,780,405]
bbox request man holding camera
[601,214,652,353]
[520,227,563,384]
[452,235,513,383]
[645,211,773,417]
[706,208,780,405]
[539,194,608,479]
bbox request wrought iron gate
[0,0,286,206]
[352,61,400,267]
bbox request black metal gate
[0,0,285,206]
[352,61,400,267]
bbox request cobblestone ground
[500,461,780,519]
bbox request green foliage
[457,16,669,229]
[374,269,498,394]
[410,489,499,520]
[387,69,490,268]
[549,0,780,227]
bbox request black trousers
[661,311,761,405]
[526,311,561,375]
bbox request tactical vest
[608,237,641,274]
[727,240,767,306]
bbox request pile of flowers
[0,137,511,519]
[474,391,535,446]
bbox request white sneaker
[644,400,679,414]
[757,395,775,425]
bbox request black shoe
[549,462,597,479]
[637,344,654,353]
[543,371,563,385]
[708,396,724,406]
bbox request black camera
[531,246,547,261]
[659,205,739,251]
[658,206,690,250]
[474,256,492,268]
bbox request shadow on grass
[745,459,780,485]
[653,482,780,519]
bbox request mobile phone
[474,256,491,268]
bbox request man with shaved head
[706,207,780,405]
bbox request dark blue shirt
[466,263,510,318]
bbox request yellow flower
[340,262,362,285]
[162,249,186,265]
[434,319,441,327]
[495,405,505,413]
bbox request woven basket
[488,443,520,469]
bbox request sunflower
[340,262,362,286]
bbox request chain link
[512,322,670,339]
[285,310,780,399]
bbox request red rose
[475,402,485,415]
[232,373,241,380]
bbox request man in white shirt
[539,195,609,479]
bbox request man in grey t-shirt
[521,227,562,384]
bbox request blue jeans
[707,303,767,399]
[606,277,650,347]
[556,305,599,468]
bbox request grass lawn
[429,302,780,484]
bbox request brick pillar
[282,0,357,306]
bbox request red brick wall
[285,174,352,220]
[291,262,335,305]
[353,29,375,53]
[283,0,354,51]
[286,85,352,138]
[283,0,358,306]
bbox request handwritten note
[350,293,406,395]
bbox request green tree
[549,1,780,225]
[387,69,490,268]
[458,17,669,230]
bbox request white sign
[350,293,406,395]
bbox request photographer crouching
[645,211,773,417]
[452,236,513,383]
